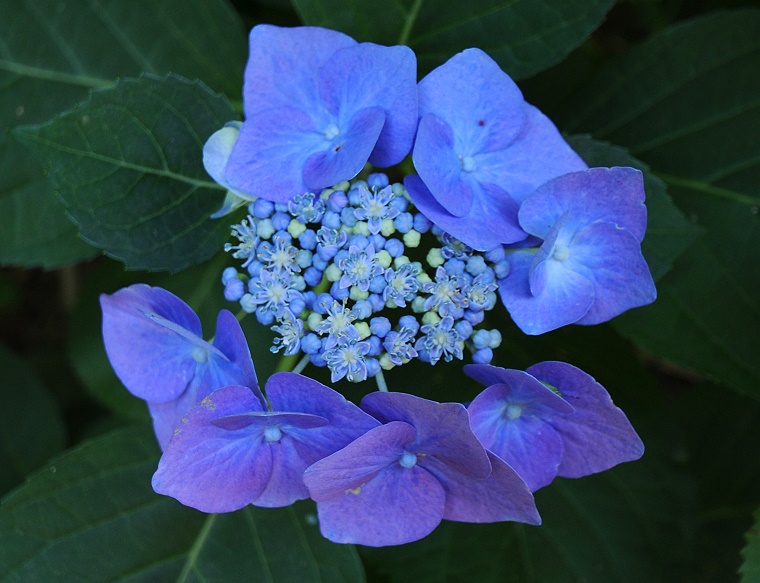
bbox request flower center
[324,124,340,140]
[460,155,477,172]
[264,426,282,442]
[505,404,523,420]
[399,451,418,468]
[553,246,570,261]
[191,346,209,364]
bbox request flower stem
[375,369,389,392]
[292,353,311,375]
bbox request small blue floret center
[399,451,418,468]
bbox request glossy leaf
[741,507,760,583]
[0,426,365,582]
[14,75,235,272]
[0,427,206,582]
[0,0,246,268]
[557,10,760,396]
[292,0,615,78]
[177,504,366,582]
[0,345,66,496]
[361,458,689,582]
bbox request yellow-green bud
[379,353,396,370]
[325,264,342,282]
[350,286,369,301]
[427,248,444,268]
[376,250,392,268]
[422,311,441,326]
[403,229,421,248]
[288,219,307,238]
[380,219,396,237]
[355,321,371,339]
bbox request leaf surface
[15,75,235,271]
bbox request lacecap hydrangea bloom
[102,24,654,548]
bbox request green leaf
[0,0,246,268]
[178,504,365,582]
[0,178,98,268]
[0,427,204,582]
[0,345,66,495]
[555,10,760,396]
[741,507,760,583]
[14,74,235,272]
[362,457,690,582]
[293,0,615,78]
[567,134,702,281]
[0,426,365,582]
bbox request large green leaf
[178,505,365,582]
[741,507,760,583]
[292,0,615,79]
[555,10,760,397]
[0,345,66,496]
[14,75,235,272]
[0,427,205,582]
[362,457,689,583]
[0,0,246,268]
[0,426,365,582]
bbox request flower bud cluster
[221,173,503,383]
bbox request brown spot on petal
[201,397,216,410]
[478,119,485,126]
[347,487,362,495]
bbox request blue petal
[412,114,474,217]
[151,385,272,513]
[423,453,540,524]
[563,222,657,324]
[304,421,417,501]
[361,392,491,479]
[405,175,526,251]
[243,25,355,119]
[417,48,525,151]
[313,463,445,546]
[101,285,202,403]
[302,106,385,190]
[264,372,380,462]
[527,362,645,478]
[226,106,322,202]
[318,42,417,167]
[304,421,444,546]
[475,104,587,205]
[203,124,240,187]
[518,167,647,241]
[498,249,594,335]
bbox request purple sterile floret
[152,373,380,512]
[499,167,657,335]
[405,48,586,251]
[100,284,261,449]
[526,361,645,479]
[465,362,644,491]
[225,25,417,202]
[303,392,539,546]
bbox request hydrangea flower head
[152,373,379,512]
[405,48,587,251]
[100,284,261,448]
[224,25,417,202]
[303,392,540,546]
[499,167,657,334]
[465,362,645,491]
